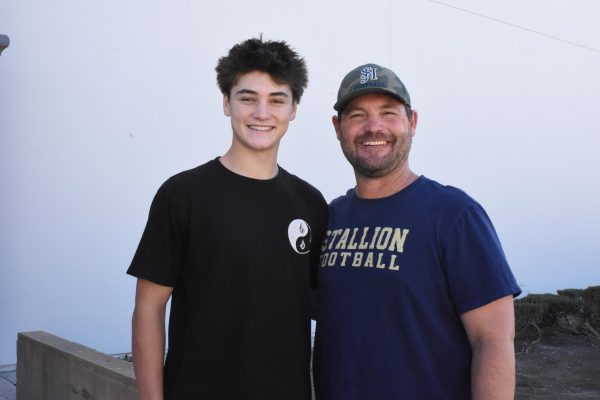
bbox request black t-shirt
[128,158,328,399]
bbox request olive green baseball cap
[334,63,411,112]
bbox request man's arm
[460,295,516,400]
[132,278,173,400]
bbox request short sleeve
[126,179,189,287]
[443,203,521,315]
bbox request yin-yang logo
[288,219,312,254]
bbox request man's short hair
[216,36,308,103]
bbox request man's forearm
[471,337,516,400]
[132,307,166,400]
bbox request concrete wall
[17,331,137,400]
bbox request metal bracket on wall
[0,34,10,55]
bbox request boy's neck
[219,147,279,180]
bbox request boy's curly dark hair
[216,36,308,103]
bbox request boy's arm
[132,278,173,400]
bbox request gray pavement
[0,365,16,400]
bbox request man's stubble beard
[341,134,412,178]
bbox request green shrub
[557,289,584,301]
[582,286,600,325]
[514,302,543,333]
[515,293,580,327]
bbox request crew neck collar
[350,175,426,203]
[214,157,283,183]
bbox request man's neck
[219,147,279,180]
[354,165,418,199]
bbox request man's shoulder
[328,188,354,209]
[416,177,495,229]
[326,178,478,211]
[418,176,478,208]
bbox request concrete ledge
[17,331,138,400]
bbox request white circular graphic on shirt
[288,219,312,254]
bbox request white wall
[1,0,599,364]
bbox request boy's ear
[289,102,298,121]
[223,94,231,116]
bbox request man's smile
[361,140,389,146]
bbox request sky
[0,0,599,364]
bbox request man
[314,63,521,400]
[127,37,328,399]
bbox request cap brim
[334,88,408,112]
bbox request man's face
[223,71,297,155]
[333,93,417,178]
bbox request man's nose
[364,114,383,132]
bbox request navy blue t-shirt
[314,176,520,400]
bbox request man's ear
[332,115,342,140]
[223,94,231,116]
[409,110,418,137]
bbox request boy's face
[223,71,297,155]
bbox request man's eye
[240,97,255,102]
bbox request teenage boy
[128,37,328,400]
